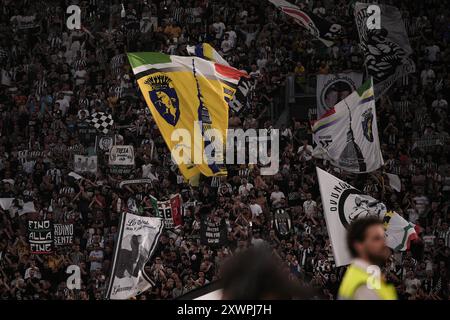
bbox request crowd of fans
[0,0,449,300]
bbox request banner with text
[53,224,74,246]
[28,220,53,254]
[106,213,163,300]
[200,217,228,247]
[109,145,135,174]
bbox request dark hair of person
[346,217,383,258]
[220,245,307,300]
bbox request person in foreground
[338,217,397,300]
[220,245,311,300]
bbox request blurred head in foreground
[347,216,388,267]
[220,245,306,300]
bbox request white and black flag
[228,78,256,114]
[316,167,418,266]
[87,112,114,134]
[269,0,342,47]
[355,2,415,98]
[106,213,163,300]
[312,79,383,173]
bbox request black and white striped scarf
[59,187,75,195]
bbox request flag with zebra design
[316,167,418,266]
[127,52,247,180]
[355,2,415,98]
[312,79,383,173]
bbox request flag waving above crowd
[355,2,415,98]
[186,43,230,66]
[316,167,418,266]
[312,79,383,173]
[127,52,247,180]
[269,0,342,47]
[186,43,255,115]
[149,194,183,229]
[86,112,114,134]
[106,213,163,300]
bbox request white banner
[316,73,363,117]
[316,167,417,266]
[106,213,163,300]
[312,79,383,173]
[74,155,97,174]
[109,145,135,166]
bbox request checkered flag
[87,112,114,134]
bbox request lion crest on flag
[145,74,180,126]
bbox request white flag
[316,167,418,266]
[312,79,383,173]
[106,213,163,300]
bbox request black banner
[53,223,74,246]
[28,220,53,254]
[200,217,228,247]
[355,3,415,97]
[77,121,97,145]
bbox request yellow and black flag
[127,52,247,180]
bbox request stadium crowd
[0,0,449,300]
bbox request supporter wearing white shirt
[89,243,104,272]
[249,198,263,219]
[238,178,253,196]
[24,261,41,280]
[407,208,419,224]
[270,185,285,206]
[74,66,87,86]
[248,64,261,79]
[297,140,314,161]
[212,17,225,39]
[225,27,237,47]
[221,34,233,54]
[55,93,69,116]
[23,157,36,174]
[413,194,429,215]
[303,193,317,216]
[431,93,448,111]
[404,271,421,295]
